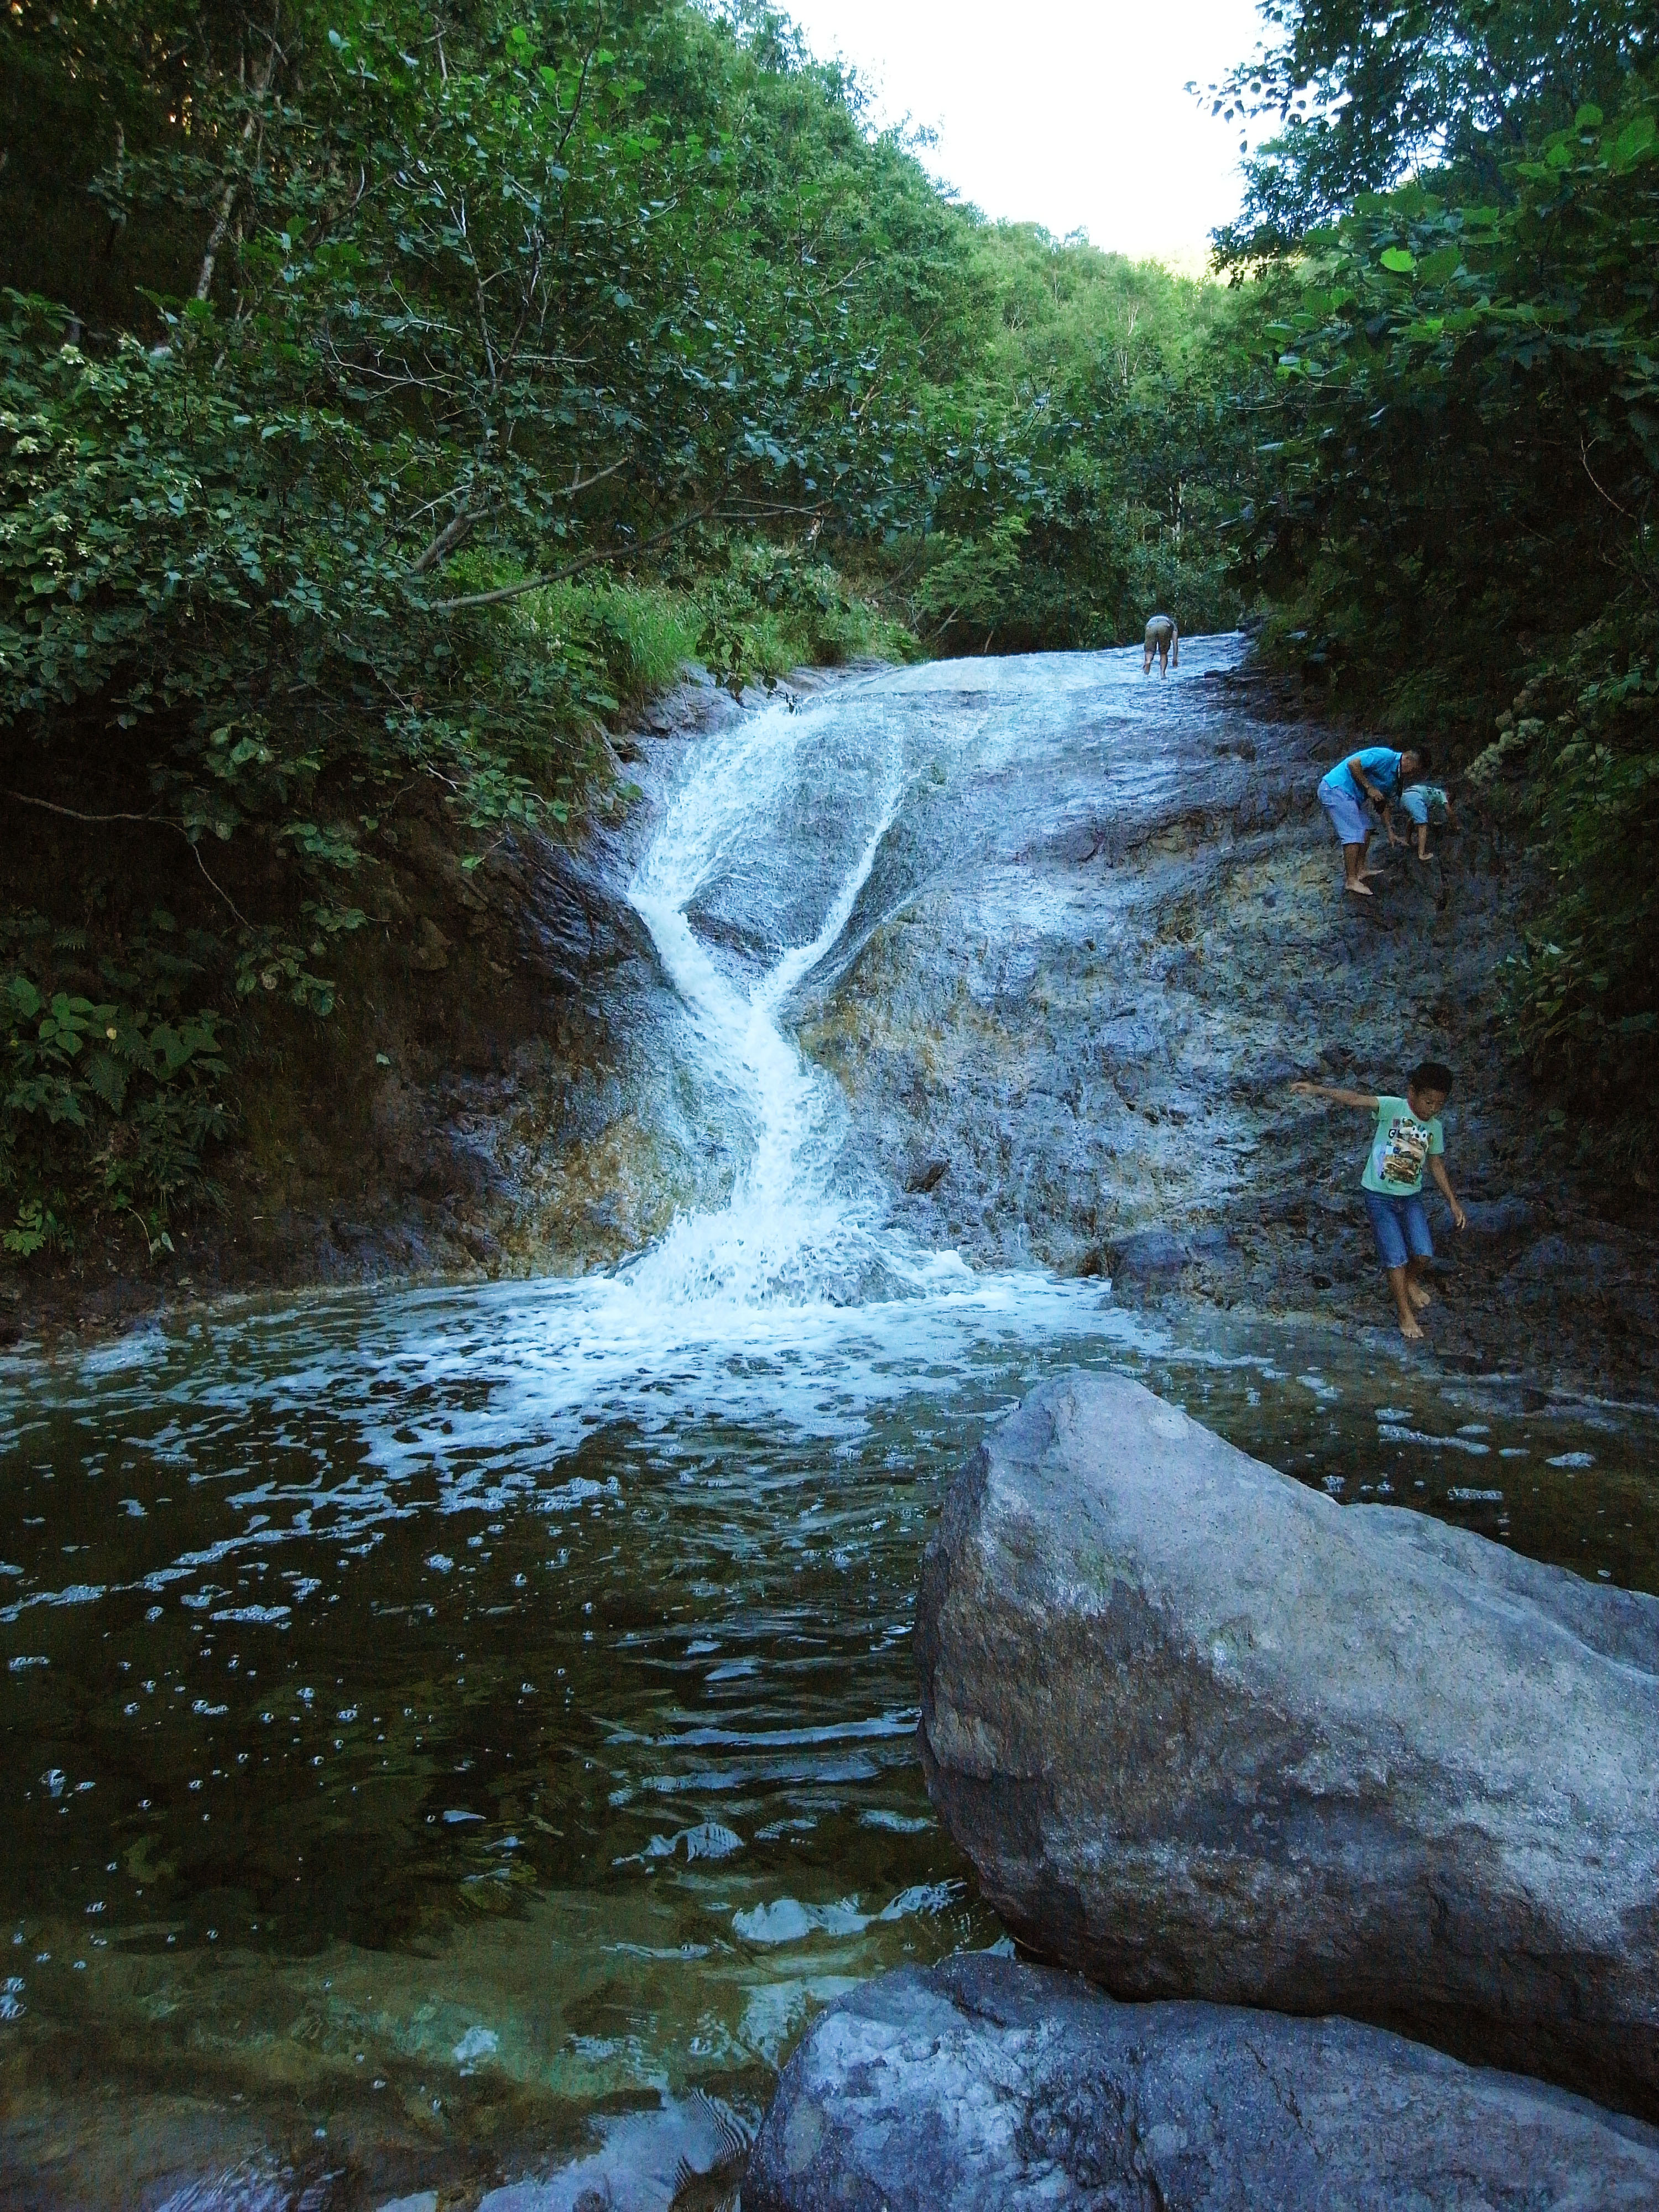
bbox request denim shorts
[1317,777,1374,847]
[1399,789,1432,825]
[1364,1188,1434,1270]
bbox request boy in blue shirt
[1291,1061,1467,1339]
[1392,780,1455,862]
[1316,744,1430,898]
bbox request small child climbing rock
[1394,780,1455,861]
[1291,1062,1467,1339]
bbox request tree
[1207,0,1651,263]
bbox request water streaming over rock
[0,643,1653,2209]
[618,671,961,1308]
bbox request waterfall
[622,685,962,1311]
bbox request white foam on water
[261,674,1156,1478]
[624,690,924,1310]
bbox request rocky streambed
[784,648,1655,1380]
[747,1958,1659,2210]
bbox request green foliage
[898,228,1253,651]
[1233,69,1658,1120]
[515,580,703,707]
[667,536,914,686]
[0,0,964,858]
[1493,623,1659,1129]
[1,911,229,1245]
[1211,0,1648,263]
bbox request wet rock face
[916,1371,1659,2120]
[744,1957,1659,2211]
[784,644,1657,1378]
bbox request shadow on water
[1,641,1655,2208]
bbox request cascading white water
[622,685,965,1310]
[46,650,1227,1475]
[226,667,1156,1474]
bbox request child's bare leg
[1405,1254,1433,1309]
[1387,1263,1425,1338]
[1416,824,1432,861]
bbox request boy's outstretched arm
[1290,1081,1379,1109]
[1428,1153,1467,1230]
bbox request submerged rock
[1107,1226,1188,1280]
[744,1957,1659,2210]
[904,1152,950,1194]
[917,1373,1659,2119]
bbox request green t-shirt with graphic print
[1361,1095,1444,1197]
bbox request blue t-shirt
[1325,748,1405,804]
[1400,783,1449,824]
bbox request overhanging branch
[7,790,251,925]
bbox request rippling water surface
[2,644,1655,2208]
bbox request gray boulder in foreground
[743,1957,1659,2210]
[917,1373,1659,2119]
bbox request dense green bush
[2,913,228,1252]
[1230,73,1658,1125]
[905,229,1253,652]
[1211,0,1650,263]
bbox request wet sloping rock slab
[744,1957,1659,2211]
[916,1373,1659,2119]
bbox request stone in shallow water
[1108,1227,1188,1279]
[916,1372,1659,2119]
[744,1957,1659,2211]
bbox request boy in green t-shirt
[1291,1061,1468,1339]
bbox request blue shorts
[1365,1188,1434,1271]
[1318,777,1374,847]
[1400,789,1432,825]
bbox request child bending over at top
[1291,1061,1467,1340]
[1391,780,1456,862]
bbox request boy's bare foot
[1417,849,1433,862]
[1344,880,1373,896]
[1397,1312,1424,1340]
[1407,1280,1433,1310]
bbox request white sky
[784,0,1271,267]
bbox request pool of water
[1,1287,1653,2207]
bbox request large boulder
[744,1957,1659,2211]
[916,1373,1659,2118]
